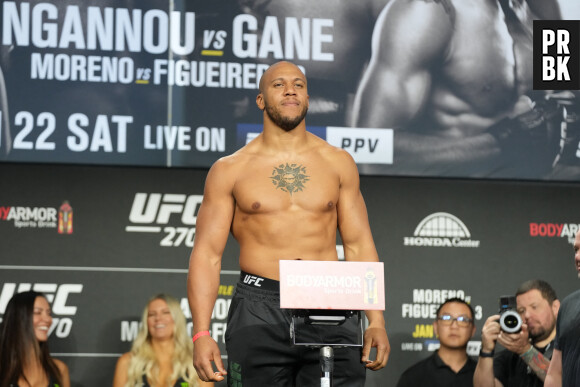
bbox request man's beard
[265,104,308,131]
[529,323,554,343]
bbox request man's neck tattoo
[270,163,309,195]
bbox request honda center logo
[404,212,480,248]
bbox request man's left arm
[335,149,390,370]
[497,324,550,381]
[544,348,562,387]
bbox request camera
[498,295,522,333]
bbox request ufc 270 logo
[126,193,203,247]
[534,20,580,90]
[0,283,83,338]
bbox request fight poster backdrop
[0,0,579,180]
[1,162,579,386]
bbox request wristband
[479,349,494,358]
[519,345,535,361]
[192,330,210,343]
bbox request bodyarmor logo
[0,205,58,230]
[58,201,73,234]
[529,222,579,245]
[403,212,480,248]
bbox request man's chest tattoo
[270,163,310,195]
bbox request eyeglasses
[437,314,473,327]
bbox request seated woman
[113,293,212,387]
[0,290,70,387]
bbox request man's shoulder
[397,353,437,386]
[401,353,437,374]
[560,289,580,310]
[384,0,457,27]
[375,0,456,63]
[205,152,253,189]
[306,133,350,157]
[563,288,580,300]
[211,147,255,170]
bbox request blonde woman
[113,294,212,387]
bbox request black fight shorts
[225,272,366,387]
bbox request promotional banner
[1,162,579,386]
[0,1,578,180]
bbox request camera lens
[499,310,522,333]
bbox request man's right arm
[352,0,451,129]
[187,158,235,382]
[474,357,504,387]
[352,0,501,173]
[474,315,504,387]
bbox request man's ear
[552,299,561,317]
[433,321,439,338]
[256,93,265,110]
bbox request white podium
[279,260,385,386]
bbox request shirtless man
[187,61,390,385]
[351,0,563,178]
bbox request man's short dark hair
[436,297,475,320]
[516,279,558,304]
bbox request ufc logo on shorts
[243,275,263,287]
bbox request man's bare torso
[416,0,536,136]
[226,133,343,279]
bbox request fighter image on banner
[351,0,580,180]
[2,0,577,180]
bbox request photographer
[473,280,560,387]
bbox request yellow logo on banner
[364,268,378,305]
